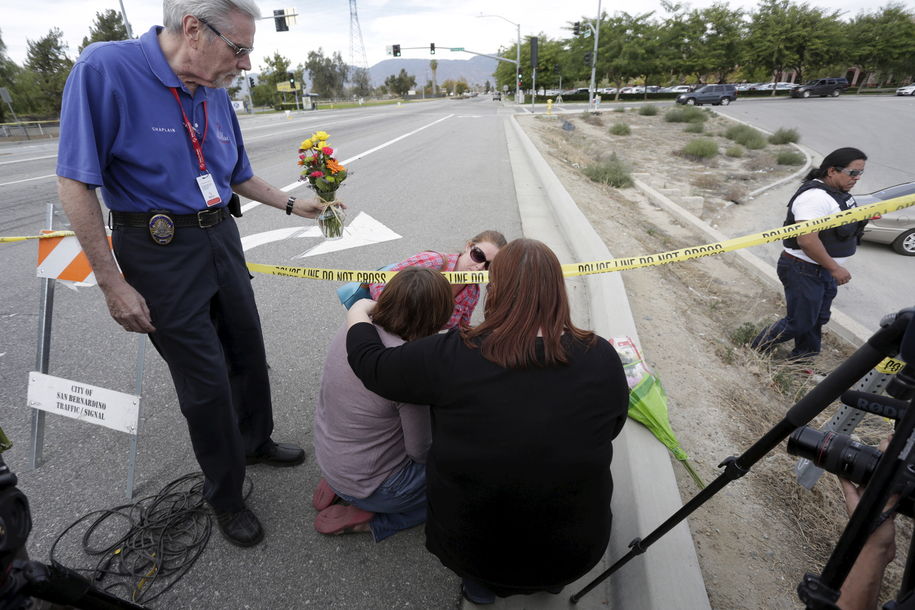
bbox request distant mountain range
[368,55,500,88]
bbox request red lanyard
[170,87,209,172]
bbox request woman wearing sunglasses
[346,239,629,604]
[752,147,868,361]
[368,230,507,329]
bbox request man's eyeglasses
[470,246,492,270]
[198,17,253,57]
[835,167,864,178]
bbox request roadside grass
[776,150,806,165]
[769,128,800,145]
[684,122,704,133]
[680,138,718,161]
[665,106,708,123]
[582,152,633,187]
[725,145,746,158]
[639,104,659,116]
[613,106,626,113]
[609,122,632,136]
[725,124,768,149]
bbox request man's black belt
[109,207,230,229]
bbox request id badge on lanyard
[171,88,223,207]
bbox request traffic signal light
[287,72,296,90]
[393,44,401,57]
[584,51,593,66]
[430,43,435,55]
[248,77,255,87]
[530,36,538,66]
[274,9,288,32]
[573,22,581,36]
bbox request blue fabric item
[752,253,838,359]
[336,263,396,309]
[56,26,253,214]
[333,459,427,542]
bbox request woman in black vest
[752,147,868,361]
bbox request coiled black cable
[48,472,252,605]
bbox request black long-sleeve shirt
[347,323,629,591]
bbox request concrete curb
[503,115,711,609]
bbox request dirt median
[517,108,902,609]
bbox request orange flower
[326,158,345,174]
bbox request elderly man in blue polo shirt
[55,0,324,547]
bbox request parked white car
[754,82,799,91]
[896,84,915,96]
[666,85,692,93]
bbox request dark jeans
[334,459,427,542]
[752,252,838,360]
[113,217,274,512]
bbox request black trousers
[113,217,273,512]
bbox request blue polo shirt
[56,26,253,214]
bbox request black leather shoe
[245,440,306,467]
[215,507,264,547]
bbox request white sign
[27,372,140,435]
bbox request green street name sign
[449,47,464,51]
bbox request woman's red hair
[461,238,595,368]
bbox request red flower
[310,170,324,178]
[322,146,334,156]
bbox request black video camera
[787,354,915,516]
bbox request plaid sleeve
[368,251,448,300]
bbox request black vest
[783,180,867,258]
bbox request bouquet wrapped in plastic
[610,336,705,488]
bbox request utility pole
[588,0,602,111]
[118,0,133,38]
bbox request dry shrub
[691,173,722,190]
[581,112,604,126]
[724,184,748,204]
[745,153,777,171]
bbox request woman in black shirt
[346,238,629,603]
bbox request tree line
[492,0,915,94]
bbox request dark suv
[676,84,737,106]
[790,78,849,98]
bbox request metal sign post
[29,203,56,468]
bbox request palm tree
[430,59,438,95]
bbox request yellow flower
[314,131,329,140]
[301,139,313,149]
[319,141,330,150]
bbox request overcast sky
[3,0,902,75]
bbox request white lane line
[240,113,455,213]
[0,173,56,187]
[0,154,57,166]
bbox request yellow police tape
[0,230,75,243]
[246,193,915,284]
[5,193,914,285]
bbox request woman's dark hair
[373,267,452,341]
[469,230,507,249]
[804,147,867,182]
[461,238,595,368]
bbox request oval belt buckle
[148,213,175,245]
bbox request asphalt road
[713,94,915,332]
[0,97,522,609]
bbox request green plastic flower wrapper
[610,337,705,488]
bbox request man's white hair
[163,0,261,34]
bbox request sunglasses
[198,17,254,57]
[835,167,864,178]
[470,245,492,270]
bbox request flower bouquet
[298,131,347,239]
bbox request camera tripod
[571,306,915,606]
